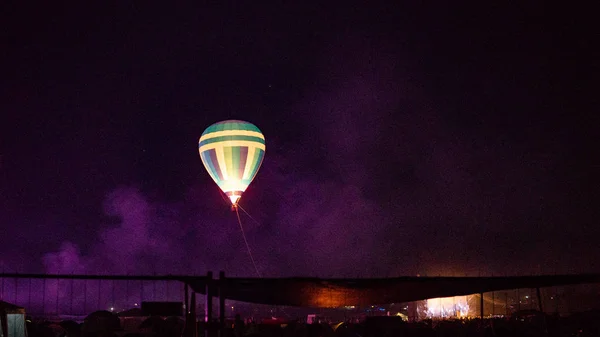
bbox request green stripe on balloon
[247,149,264,182]
[199,135,265,147]
[202,120,262,135]
[231,146,241,179]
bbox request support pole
[205,271,213,337]
[70,276,74,315]
[83,279,87,315]
[14,277,18,305]
[43,278,46,315]
[56,278,60,314]
[185,283,189,314]
[188,292,197,337]
[111,279,115,310]
[219,271,226,337]
[491,291,495,317]
[28,278,32,311]
[480,292,484,319]
[536,287,543,312]
[537,287,549,336]
[98,279,101,311]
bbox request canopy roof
[0,301,25,314]
[187,274,600,308]
[1,273,598,309]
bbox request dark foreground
[24,310,600,337]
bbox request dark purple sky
[1,3,596,278]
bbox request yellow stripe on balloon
[199,130,265,142]
[215,145,229,181]
[242,146,256,180]
[220,180,250,193]
[199,141,265,153]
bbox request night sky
[1,3,596,278]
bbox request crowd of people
[15,309,600,337]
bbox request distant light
[525,296,529,299]
[134,303,138,306]
[551,297,554,300]
[110,307,114,311]
[426,296,469,318]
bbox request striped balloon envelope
[198,120,265,207]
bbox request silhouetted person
[233,314,245,337]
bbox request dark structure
[1,272,599,336]
[188,273,600,308]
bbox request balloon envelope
[198,120,265,205]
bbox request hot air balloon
[198,120,265,209]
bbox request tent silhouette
[0,301,26,337]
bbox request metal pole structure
[28,278,32,310]
[42,278,46,316]
[530,288,534,310]
[126,278,129,308]
[70,276,74,315]
[536,287,543,312]
[219,271,226,337]
[537,287,549,336]
[480,292,484,319]
[56,278,60,314]
[141,280,144,305]
[112,280,115,311]
[492,291,495,317]
[84,279,87,315]
[190,291,197,337]
[184,282,189,314]
[413,301,417,321]
[14,277,18,304]
[98,279,102,311]
[205,271,213,337]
